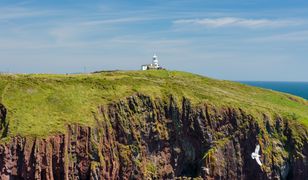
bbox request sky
[1,0,308,81]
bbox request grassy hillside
[0,70,307,137]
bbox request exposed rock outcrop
[0,94,307,179]
[0,103,8,137]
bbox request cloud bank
[173,17,305,28]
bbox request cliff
[0,71,307,179]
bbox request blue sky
[1,0,308,81]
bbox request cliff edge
[0,71,307,179]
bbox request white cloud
[173,17,305,28]
[81,17,146,26]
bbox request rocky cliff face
[0,94,307,180]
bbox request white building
[141,65,148,71]
[141,54,162,70]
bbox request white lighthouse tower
[152,54,159,68]
[141,53,163,70]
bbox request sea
[239,81,308,100]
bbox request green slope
[0,70,307,137]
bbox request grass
[0,70,307,138]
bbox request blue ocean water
[240,81,308,100]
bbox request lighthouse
[141,54,164,70]
[152,54,159,68]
